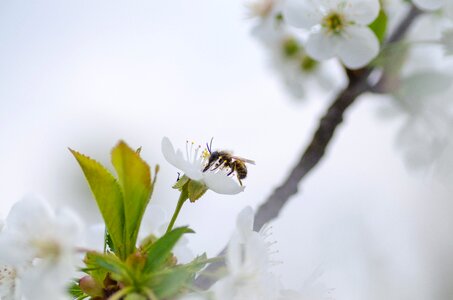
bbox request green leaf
[143,227,194,273]
[187,179,207,202]
[87,252,134,285]
[83,252,108,285]
[151,268,193,298]
[70,149,126,260]
[369,10,388,43]
[124,293,147,300]
[172,174,189,190]
[149,254,209,299]
[139,234,158,253]
[68,281,88,300]
[111,141,153,257]
[105,231,116,253]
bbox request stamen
[266,240,278,247]
[193,145,200,163]
[185,140,190,162]
[190,142,194,163]
[268,249,279,255]
[269,260,283,266]
[259,224,273,237]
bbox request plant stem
[109,287,133,300]
[166,187,188,233]
[143,287,158,300]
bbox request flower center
[32,238,62,259]
[300,55,318,72]
[282,37,300,58]
[322,12,346,34]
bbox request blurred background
[1,1,452,299]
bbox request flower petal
[161,137,180,169]
[6,196,54,234]
[283,0,323,29]
[225,233,242,274]
[412,0,443,10]
[336,26,379,69]
[236,206,255,239]
[305,29,339,61]
[343,0,380,25]
[320,0,341,11]
[244,233,270,273]
[161,137,203,180]
[202,172,245,195]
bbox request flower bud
[79,275,103,297]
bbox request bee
[202,139,255,186]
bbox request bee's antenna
[207,137,214,153]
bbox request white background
[1,1,451,299]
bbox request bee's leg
[238,177,243,186]
[227,161,236,176]
[211,159,226,171]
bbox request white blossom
[249,0,344,99]
[161,137,245,195]
[177,207,332,300]
[208,207,282,300]
[0,196,83,300]
[381,68,453,170]
[283,0,380,69]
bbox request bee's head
[203,150,220,172]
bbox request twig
[195,4,422,289]
[254,3,422,232]
[253,68,369,230]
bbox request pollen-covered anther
[322,12,346,34]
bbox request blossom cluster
[0,139,330,300]
[249,0,453,174]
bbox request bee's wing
[231,156,256,165]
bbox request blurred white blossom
[209,206,281,300]
[180,207,331,300]
[161,137,245,195]
[381,69,453,170]
[412,0,453,16]
[0,196,83,300]
[283,0,380,69]
[246,0,283,20]
[249,0,343,99]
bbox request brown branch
[195,4,421,289]
[253,69,369,230]
[254,4,422,231]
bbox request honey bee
[202,139,255,186]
